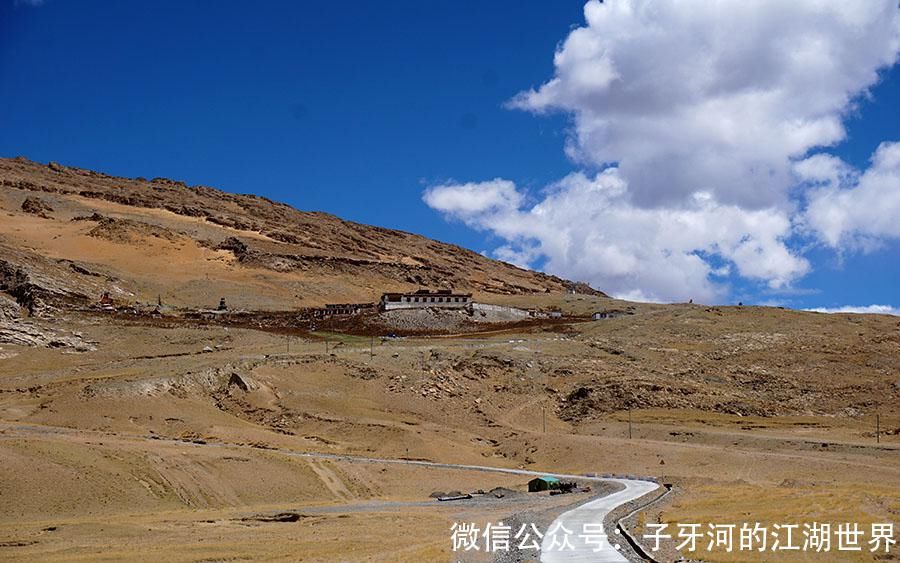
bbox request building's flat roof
[382,291,472,298]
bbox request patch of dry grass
[658,483,900,562]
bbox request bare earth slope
[0,156,598,312]
[0,157,897,562]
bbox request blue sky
[1,0,898,311]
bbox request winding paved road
[541,478,659,562]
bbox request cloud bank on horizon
[806,304,900,316]
[424,0,900,304]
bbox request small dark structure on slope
[317,302,376,318]
[98,291,115,311]
[592,310,625,320]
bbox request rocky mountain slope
[0,157,600,314]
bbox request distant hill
[0,157,603,313]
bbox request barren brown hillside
[0,157,897,562]
[0,156,598,314]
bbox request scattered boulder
[778,479,816,488]
[350,366,379,380]
[265,230,301,244]
[86,216,180,243]
[21,197,53,218]
[217,236,249,256]
[72,212,105,222]
[0,294,21,321]
[568,387,591,401]
[488,487,517,498]
[242,512,302,523]
[0,257,91,315]
[228,372,249,391]
[0,320,96,351]
[163,204,208,218]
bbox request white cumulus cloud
[806,304,900,316]
[424,0,900,302]
[423,179,521,222]
[802,142,900,250]
[425,170,809,303]
[510,0,900,209]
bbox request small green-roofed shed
[528,476,561,492]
